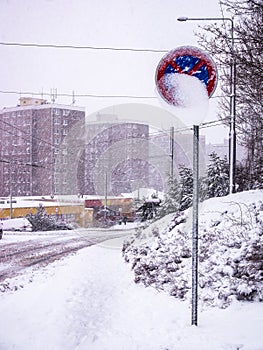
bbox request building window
[54,116,60,124]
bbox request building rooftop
[0,101,85,113]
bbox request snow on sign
[156,46,217,106]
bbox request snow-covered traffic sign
[156,46,217,106]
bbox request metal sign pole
[192,124,199,326]
[155,46,217,326]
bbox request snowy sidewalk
[0,236,262,350]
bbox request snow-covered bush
[26,205,74,231]
[123,191,263,308]
[157,175,181,218]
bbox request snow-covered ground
[0,191,262,350]
[123,190,263,307]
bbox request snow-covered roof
[0,103,85,113]
[0,196,83,209]
[83,194,133,200]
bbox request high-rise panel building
[0,98,85,197]
[83,114,151,196]
[149,130,207,178]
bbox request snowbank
[123,190,263,308]
[1,218,32,231]
[0,190,262,349]
[0,236,262,350]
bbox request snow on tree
[157,174,180,218]
[204,152,229,199]
[159,155,231,219]
[157,166,194,219]
[196,0,263,189]
[123,191,263,309]
[26,204,72,231]
[136,193,162,222]
[178,165,193,211]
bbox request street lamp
[9,159,13,219]
[104,172,108,222]
[177,16,236,194]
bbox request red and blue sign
[156,46,217,105]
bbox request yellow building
[0,196,93,227]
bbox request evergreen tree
[178,165,193,211]
[205,152,229,198]
[235,162,250,192]
[157,174,180,218]
[132,196,144,213]
[196,0,263,189]
[26,204,71,231]
[199,175,208,202]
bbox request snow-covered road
[0,228,133,291]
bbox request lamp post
[177,16,236,194]
[9,159,13,219]
[104,172,108,222]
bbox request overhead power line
[0,41,169,53]
[0,89,225,100]
[0,89,157,100]
[0,119,60,150]
[0,158,49,169]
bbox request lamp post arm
[177,15,236,194]
[177,16,233,23]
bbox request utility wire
[0,119,60,150]
[0,89,225,100]
[1,116,227,142]
[0,158,49,169]
[0,89,156,99]
[0,41,169,53]
[0,41,228,69]
[0,117,229,172]
[1,109,228,143]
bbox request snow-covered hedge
[122,190,263,308]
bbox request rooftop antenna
[51,88,57,103]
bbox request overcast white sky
[0,0,229,142]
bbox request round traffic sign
[156,46,217,106]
